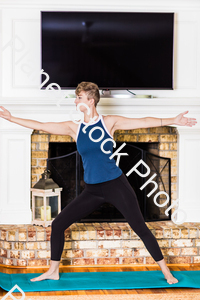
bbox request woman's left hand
[174,111,197,127]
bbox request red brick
[145,257,157,264]
[181,247,198,255]
[155,230,163,238]
[110,249,132,257]
[97,258,119,265]
[28,228,36,241]
[21,250,35,259]
[180,229,189,238]
[92,224,104,239]
[45,228,51,241]
[79,231,88,241]
[73,258,95,265]
[96,230,104,239]
[17,259,27,267]
[160,135,177,142]
[28,259,48,266]
[4,241,12,249]
[169,256,191,264]
[37,250,50,259]
[18,230,27,241]
[26,242,38,250]
[162,248,181,256]
[122,240,144,248]
[98,240,121,249]
[38,242,47,250]
[113,229,122,239]
[193,256,200,263]
[36,230,45,241]
[109,223,121,230]
[0,249,7,257]
[134,249,150,257]
[62,249,84,258]
[100,223,112,230]
[71,230,79,240]
[189,229,198,238]
[14,242,24,250]
[1,230,7,241]
[138,134,159,142]
[105,230,113,239]
[75,240,96,249]
[8,231,16,241]
[163,229,172,238]
[10,251,20,259]
[86,249,109,258]
[64,228,71,240]
[122,257,144,264]
[171,239,193,247]
[5,258,14,266]
[172,229,181,238]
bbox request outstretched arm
[111,111,197,131]
[0,106,74,136]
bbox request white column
[0,120,33,224]
[176,127,200,223]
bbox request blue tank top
[76,114,122,184]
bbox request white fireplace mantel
[0,97,199,224]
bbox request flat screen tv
[41,11,174,90]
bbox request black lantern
[31,170,62,227]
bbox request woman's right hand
[0,106,12,121]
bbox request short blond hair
[75,82,100,107]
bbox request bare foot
[162,266,178,284]
[30,270,59,282]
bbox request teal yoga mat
[0,270,200,292]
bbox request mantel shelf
[0,97,200,107]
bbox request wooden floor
[0,264,200,296]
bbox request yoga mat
[0,270,200,292]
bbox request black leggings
[50,173,164,262]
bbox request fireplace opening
[47,142,171,223]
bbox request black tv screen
[41,11,174,90]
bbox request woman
[0,82,197,285]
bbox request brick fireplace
[31,125,178,218]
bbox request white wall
[0,0,200,99]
